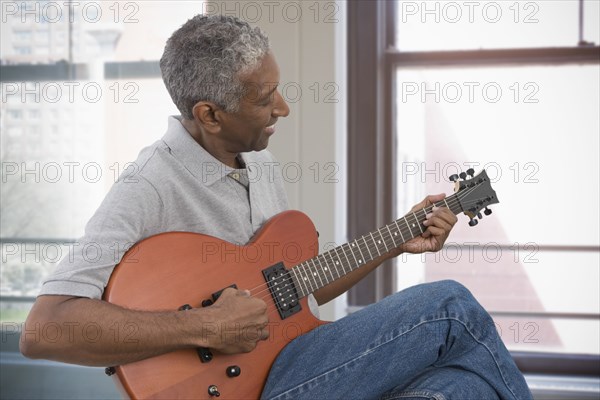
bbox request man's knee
[386,279,492,326]
[433,279,475,302]
[417,280,492,321]
[410,279,475,305]
[432,280,498,334]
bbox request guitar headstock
[449,169,499,227]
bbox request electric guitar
[103,169,499,399]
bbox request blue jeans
[261,280,532,400]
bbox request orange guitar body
[103,210,326,399]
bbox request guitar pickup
[262,262,301,320]
[197,347,213,363]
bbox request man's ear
[191,101,222,134]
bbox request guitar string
[249,182,486,301]
[250,194,488,309]
[245,184,487,303]
[246,184,488,308]
[254,195,488,318]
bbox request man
[21,15,532,399]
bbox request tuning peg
[449,174,459,182]
[468,218,478,227]
[477,212,483,219]
[459,172,467,180]
[484,207,492,216]
[467,168,475,177]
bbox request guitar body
[103,210,325,399]
[103,169,500,399]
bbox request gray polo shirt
[40,116,319,315]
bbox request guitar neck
[289,193,464,298]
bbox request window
[34,31,49,43]
[395,64,599,355]
[13,30,32,41]
[6,110,23,119]
[391,0,600,357]
[0,1,201,324]
[13,46,32,55]
[347,0,600,366]
[396,0,599,50]
[27,109,40,119]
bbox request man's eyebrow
[262,84,279,98]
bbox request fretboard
[289,194,464,298]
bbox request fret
[321,254,334,284]
[418,209,426,230]
[377,229,389,253]
[362,236,374,260]
[394,220,406,242]
[368,233,381,257]
[370,232,381,255]
[402,217,415,239]
[343,243,358,271]
[370,232,379,254]
[295,266,309,296]
[307,259,319,288]
[299,262,314,293]
[446,194,461,214]
[305,262,317,293]
[386,225,398,247]
[328,252,338,281]
[406,214,418,237]
[350,240,365,265]
[450,197,461,214]
[306,260,320,290]
[321,252,336,282]
[412,212,424,234]
[313,257,327,287]
[333,246,346,278]
[313,256,329,288]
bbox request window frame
[346,0,600,375]
[0,62,162,313]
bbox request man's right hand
[200,288,269,354]
[21,290,269,367]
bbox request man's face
[218,52,290,153]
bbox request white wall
[211,1,348,321]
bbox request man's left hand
[393,193,458,255]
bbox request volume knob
[226,365,241,377]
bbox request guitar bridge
[262,262,301,320]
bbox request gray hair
[160,15,270,119]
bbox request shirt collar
[161,115,242,186]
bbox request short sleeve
[39,175,163,299]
